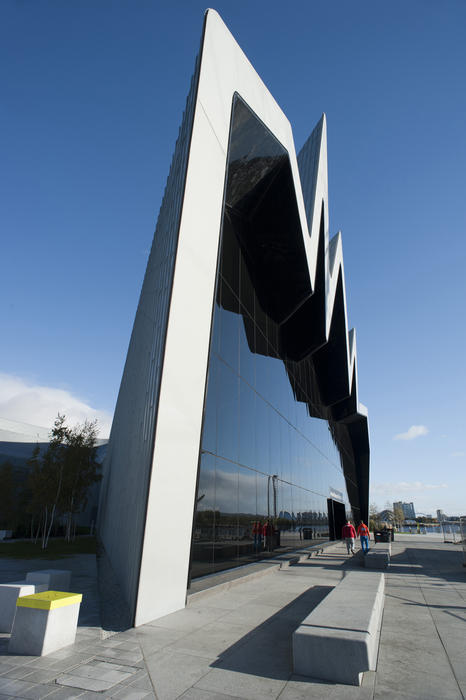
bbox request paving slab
[144,648,215,700]
[167,620,255,660]
[178,689,243,700]
[0,535,464,699]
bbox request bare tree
[393,505,405,529]
[369,503,380,532]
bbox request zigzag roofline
[295,118,366,420]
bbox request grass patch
[0,537,97,559]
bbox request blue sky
[1,0,465,515]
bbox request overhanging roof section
[225,95,311,325]
[293,114,370,519]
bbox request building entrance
[327,498,346,540]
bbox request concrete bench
[9,591,82,656]
[275,555,300,568]
[26,569,71,590]
[292,570,385,686]
[0,582,48,633]
[364,542,391,569]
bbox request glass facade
[190,96,356,580]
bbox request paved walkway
[0,535,464,699]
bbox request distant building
[437,509,445,522]
[393,501,416,519]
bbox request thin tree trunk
[67,494,75,542]
[41,506,48,549]
[44,502,56,549]
[34,515,42,544]
[44,468,63,549]
[66,512,72,542]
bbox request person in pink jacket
[342,520,356,554]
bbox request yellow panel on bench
[16,591,82,610]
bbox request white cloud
[371,481,448,494]
[450,451,465,458]
[393,425,428,441]
[0,373,112,438]
[198,467,258,514]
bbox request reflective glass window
[189,95,356,581]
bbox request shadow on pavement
[389,546,466,586]
[210,584,333,680]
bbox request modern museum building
[98,9,370,627]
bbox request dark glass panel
[220,214,240,312]
[190,95,356,581]
[201,354,218,455]
[191,452,216,578]
[278,481,292,531]
[256,471,268,522]
[218,303,239,374]
[239,307,255,388]
[296,432,306,489]
[280,418,291,484]
[239,248,255,326]
[216,360,239,463]
[238,466,257,563]
[210,301,222,357]
[254,396,270,475]
[268,408,281,481]
[268,362,290,419]
[254,297,268,347]
[254,350,271,405]
[214,457,239,569]
[288,424,297,485]
[239,380,256,469]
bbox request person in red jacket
[342,520,356,554]
[357,521,370,554]
[262,520,273,551]
[252,521,262,552]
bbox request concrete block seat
[293,571,385,686]
[274,554,301,568]
[364,542,391,569]
[25,569,71,590]
[8,591,82,656]
[0,582,48,633]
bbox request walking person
[262,520,272,551]
[357,520,370,554]
[342,520,356,554]
[252,521,262,553]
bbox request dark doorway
[327,498,346,540]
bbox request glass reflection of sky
[190,96,352,579]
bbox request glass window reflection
[189,96,355,581]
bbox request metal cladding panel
[97,52,201,620]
